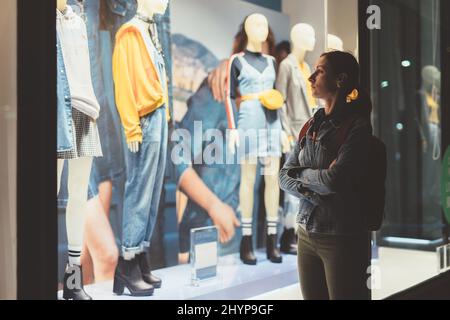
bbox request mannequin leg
[263,157,282,263]
[280,193,299,255]
[57,159,65,195]
[62,157,93,300]
[263,156,280,227]
[66,157,93,266]
[240,158,258,235]
[239,158,258,265]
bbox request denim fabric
[279,108,372,235]
[121,106,168,258]
[57,34,74,153]
[175,80,241,254]
[99,30,127,179]
[154,9,173,117]
[107,0,137,17]
[58,1,124,206]
[106,0,138,38]
[83,0,112,181]
[236,55,282,158]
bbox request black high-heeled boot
[280,228,298,255]
[267,234,283,263]
[240,235,257,265]
[137,252,162,289]
[63,264,92,300]
[113,256,154,297]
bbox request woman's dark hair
[320,51,372,119]
[232,15,276,56]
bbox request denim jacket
[279,108,372,235]
[57,34,74,153]
[106,0,137,36]
[107,0,137,17]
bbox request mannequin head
[291,23,316,52]
[327,34,344,52]
[421,65,441,93]
[233,17,275,55]
[57,0,67,12]
[244,13,269,51]
[137,0,168,17]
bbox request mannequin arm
[127,141,140,153]
[276,61,296,140]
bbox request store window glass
[367,0,445,297]
[55,0,447,300]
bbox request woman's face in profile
[308,56,337,100]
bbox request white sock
[242,218,253,236]
[267,217,278,235]
[68,245,82,266]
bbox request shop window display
[54,0,448,300]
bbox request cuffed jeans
[121,106,168,259]
[297,227,371,300]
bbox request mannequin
[57,0,103,300]
[418,65,441,238]
[276,23,317,255]
[327,34,344,51]
[226,14,284,265]
[112,0,169,297]
[290,23,317,112]
[57,0,67,12]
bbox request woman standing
[279,51,373,300]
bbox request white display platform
[58,251,299,300]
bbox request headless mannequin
[227,14,282,265]
[276,24,316,255]
[327,34,344,51]
[57,0,93,300]
[111,0,168,298]
[127,0,168,153]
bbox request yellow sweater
[113,23,169,143]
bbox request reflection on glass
[370,0,444,248]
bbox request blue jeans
[121,106,168,259]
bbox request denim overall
[121,18,169,259]
[236,55,282,158]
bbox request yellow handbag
[241,89,284,110]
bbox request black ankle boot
[267,234,283,263]
[137,252,162,289]
[113,256,154,297]
[240,235,257,265]
[280,228,298,255]
[63,265,92,300]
